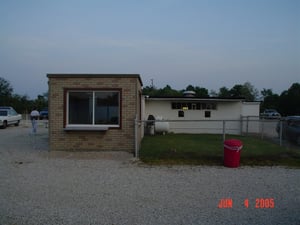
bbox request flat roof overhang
[47,73,143,86]
[144,97,246,102]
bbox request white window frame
[65,90,121,129]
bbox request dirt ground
[0,124,299,225]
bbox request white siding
[144,99,260,135]
[242,102,260,117]
[241,102,261,133]
[145,100,243,120]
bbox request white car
[260,109,281,119]
[0,107,22,128]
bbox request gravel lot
[0,124,299,225]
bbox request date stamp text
[218,198,275,209]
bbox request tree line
[0,77,48,114]
[143,81,300,116]
[1,76,299,116]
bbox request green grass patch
[139,134,300,167]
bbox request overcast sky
[0,0,299,99]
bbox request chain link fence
[135,117,299,156]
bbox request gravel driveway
[0,125,299,225]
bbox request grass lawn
[139,134,300,167]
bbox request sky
[0,0,299,99]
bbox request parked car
[39,108,48,120]
[261,109,281,119]
[276,116,300,145]
[0,106,22,128]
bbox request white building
[143,96,260,135]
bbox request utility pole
[150,79,154,88]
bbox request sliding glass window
[67,90,120,127]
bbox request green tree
[157,85,181,97]
[217,82,258,101]
[185,85,209,97]
[229,84,244,98]
[0,77,13,105]
[8,94,31,113]
[185,85,195,92]
[261,88,273,98]
[226,82,258,101]
[279,83,300,116]
[218,86,231,98]
[260,89,279,111]
[142,85,181,97]
[194,86,209,97]
[142,85,159,96]
[33,94,48,111]
[242,82,259,101]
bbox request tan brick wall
[47,74,142,153]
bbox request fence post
[261,119,264,140]
[246,116,249,136]
[279,120,283,147]
[223,120,226,142]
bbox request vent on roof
[183,90,196,97]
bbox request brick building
[47,74,143,153]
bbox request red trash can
[223,139,243,168]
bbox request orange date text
[218,198,233,208]
[218,198,275,209]
[255,198,275,208]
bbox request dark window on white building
[205,111,211,118]
[171,102,217,110]
[178,110,184,117]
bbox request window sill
[64,126,109,132]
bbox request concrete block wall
[47,74,142,152]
